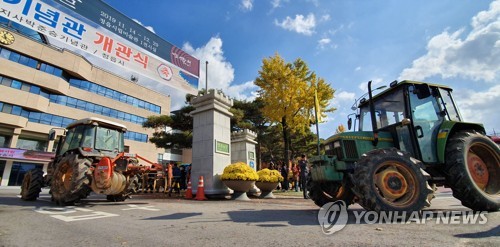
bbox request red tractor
[20,117,161,205]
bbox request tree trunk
[256,142,261,170]
[281,116,291,190]
[282,116,290,165]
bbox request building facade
[0,20,170,186]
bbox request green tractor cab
[308,80,499,213]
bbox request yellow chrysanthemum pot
[221,162,258,201]
[255,168,284,199]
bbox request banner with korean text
[0,0,199,94]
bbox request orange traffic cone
[185,179,193,199]
[194,176,207,201]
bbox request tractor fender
[436,121,485,163]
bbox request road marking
[121,204,160,211]
[51,211,119,222]
[35,206,77,215]
[34,206,119,222]
[74,207,93,212]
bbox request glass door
[408,86,444,163]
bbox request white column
[231,129,259,194]
[0,160,13,186]
[230,129,258,170]
[190,89,233,196]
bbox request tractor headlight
[333,141,341,148]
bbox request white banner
[0,0,199,94]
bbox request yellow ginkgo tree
[254,53,335,163]
[336,124,346,134]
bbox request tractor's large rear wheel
[353,148,433,213]
[445,131,499,211]
[20,169,44,201]
[307,174,355,207]
[50,154,91,206]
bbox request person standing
[280,162,289,191]
[292,162,300,192]
[166,162,174,194]
[298,154,309,199]
[169,163,181,197]
[180,165,187,190]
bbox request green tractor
[308,80,499,213]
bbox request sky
[98,0,499,138]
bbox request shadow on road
[454,225,500,239]
[224,208,319,226]
[143,212,203,220]
[0,196,52,207]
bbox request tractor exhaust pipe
[368,80,379,146]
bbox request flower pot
[223,180,255,201]
[255,181,279,199]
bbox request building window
[0,47,67,80]
[157,153,164,164]
[0,100,77,127]
[69,78,161,114]
[1,104,12,114]
[0,135,11,148]
[7,162,44,186]
[11,80,22,89]
[124,131,148,143]
[0,75,149,126]
[16,138,47,152]
[0,76,49,98]
[47,95,146,125]
[0,77,12,87]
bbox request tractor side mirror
[414,84,431,99]
[348,117,352,130]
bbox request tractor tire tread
[20,169,44,201]
[353,148,433,213]
[445,130,499,211]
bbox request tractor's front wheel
[50,154,91,206]
[20,169,44,201]
[307,174,355,207]
[445,131,499,211]
[353,148,433,213]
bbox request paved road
[0,187,498,247]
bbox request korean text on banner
[0,0,199,94]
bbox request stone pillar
[231,129,259,194]
[190,89,233,196]
[231,129,258,170]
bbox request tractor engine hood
[322,131,394,162]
